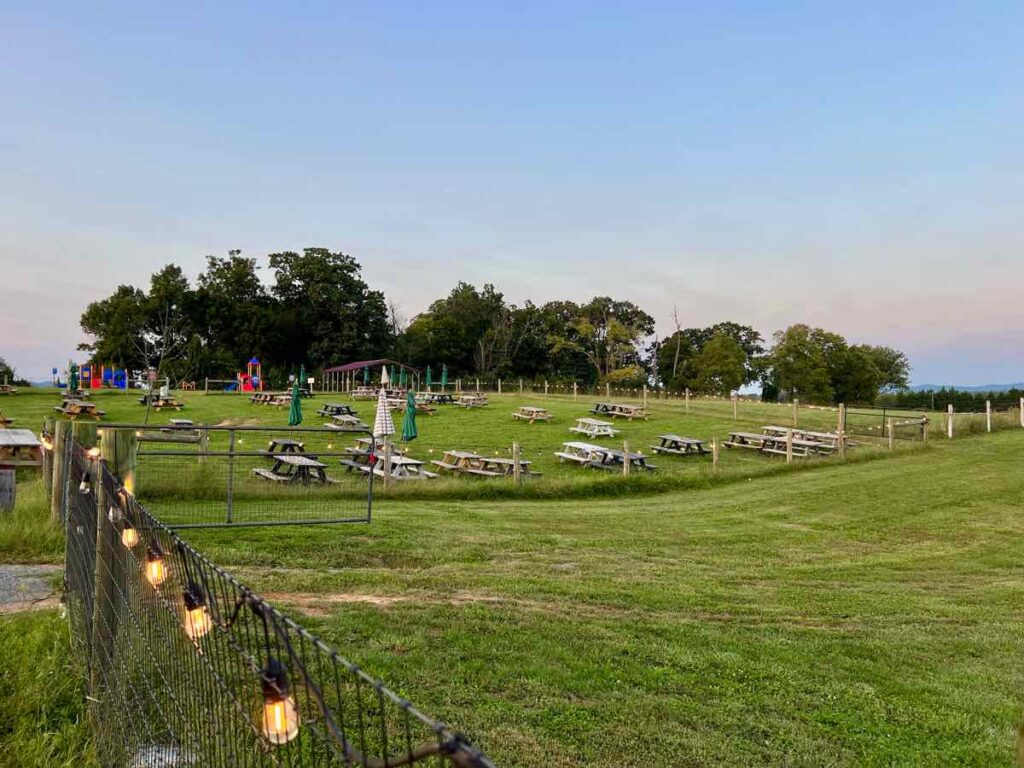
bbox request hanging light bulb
[79,474,92,494]
[87,446,101,459]
[145,546,168,587]
[261,658,300,745]
[183,584,212,640]
[121,523,140,549]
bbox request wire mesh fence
[105,425,379,528]
[62,440,494,767]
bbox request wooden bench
[651,434,706,456]
[512,406,552,423]
[252,467,290,482]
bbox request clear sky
[2,1,1021,384]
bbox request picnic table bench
[0,410,14,428]
[569,417,618,439]
[317,403,358,418]
[0,429,42,467]
[324,414,370,431]
[761,426,855,449]
[350,387,379,400]
[554,441,608,465]
[588,447,657,472]
[512,406,552,424]
[417,392,455,405]
[455,394,489,408]
[0,384,16,395]
[356,454,439,481]
[253,454,332,485]
[265,438,306,454]
[139,420,203,445]
[54,399,105,420]
[467,456,538,478]
[724,431,828,457]
[430,450,484,473]
[651,434,706,456]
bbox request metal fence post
[226,429,235,523]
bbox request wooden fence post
[1020,397,1024,428]
[643,385,648,407]
[947,404,954,439]
[475,378,480,392]
[731,393,738,420]
[49,422,71,520]
[985,400,992,432]
[512,442,521,485]
[792,398,799,428]
[622,440,630,477]
[785,429,794,464]
[685,388,690,413]
[544,380,549,397]
[573,382,578,401]
[712,438,719,472]
[837,404,846,459]
[519,378,523,394]
[42,416,55,499]
[382,439,392,490]
[887,419,895,451]
[606,382,611,398]
[498,379,502,395]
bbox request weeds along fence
[103,424,377,529]
[61,439,494,767]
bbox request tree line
[77,248,910,404]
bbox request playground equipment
[240,357,263,392]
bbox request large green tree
[655,322,764,390]
[691,334,747,395]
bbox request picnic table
[0,429,42,467]
[365,455,439,481]
[724,430,829,457]
[0,410,14,428]
[590,402,647,420]
[317,403,358,418]
[588,447,656,472]
[761,425,853,449]
[417,392,455,405]
[0,384,16,395]
[265,438,306,454]
[554,441,608,465]
[150,396,184,411]
[569,417,618,439]
[324,414,370,431]
[470,456,537,477]
[512,406,552,424]
[350,387,378,400]
[253,454,331,485]
[431,450,484,473]
[651,434,706,456]
[455,394,489,408]
[54,399,105,420]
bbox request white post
[786,429,794,464]
[519,378,523,394]
[685,388,690,413]
[544,380,549,397]
[573,382,578,401]
[1020,397,1024,428]
[792,398,799,427]
[986,400,992,432]
[837,403,846,459]
[731,393,738,420]
[947,404,954,439]
[512,442,521,485]
[643,385,648,407]
[475,378,480,392]
[712,438,719,472]
[606,382,611,398]
[622,440,630,477]
[498,378,502,394]
[887,419,895,451]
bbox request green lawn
[1,388,1023,765]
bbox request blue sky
[2,1,1021,383]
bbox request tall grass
[0,475,64,564]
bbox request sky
[1,1,1022,384]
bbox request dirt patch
[263,590,504,617]
[0,564,62,614]
[0,596,59,615]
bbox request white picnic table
[554,441,608,465]
[569,417,618,438]
[456,394,489,408]
[324,414,369,431]
[431,450,484,473]
[651,434,706,456]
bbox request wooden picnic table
[651,434,706,456]
[0,429,42,467]
[569,417,618,439]
[455,394,489,408]
[0,384,16,395]
[417,392,455,405]
[431,450,484,473]
[366,454,439,481]
[265,438,306,454]
[724,431,829,457]
[554,441,608,465]
[0,410,14,428]
[761,426,854,448]
[512,406,552,424]
[469,456,537,478]
[317,403,358,418]
[324,414,369,431]
[589,446,657,472]
[254,454,331,485]
[54,399,105,420]
[590,402,648,420]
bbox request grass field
[1,388,1023,765]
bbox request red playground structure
[239,357,263,392]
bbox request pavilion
[321,359,421,392]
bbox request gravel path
[0,564,62,613]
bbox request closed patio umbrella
[68,362,79,393]
[401,391,418,442]
[398,367,407,389]
[426,365,433,389]
[381,364,390,387]
[441,364,448,389]
[288,376,302,426]
[363,365,370,384]
[373,388,395,440]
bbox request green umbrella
[426,365,433,389]
[398,367,407,389]
[441,364,448,388]
[363,365,370,384]
[401,392,418,442]
[68,362,79,392]
[288,376,303,426]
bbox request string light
[87,446,101,459]
[145,546,168,587]
[183,584,212,640]
[261,658,300,745]
[79,475,92,494]
[121,523,140,549]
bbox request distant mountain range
[909,383,1024,393]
